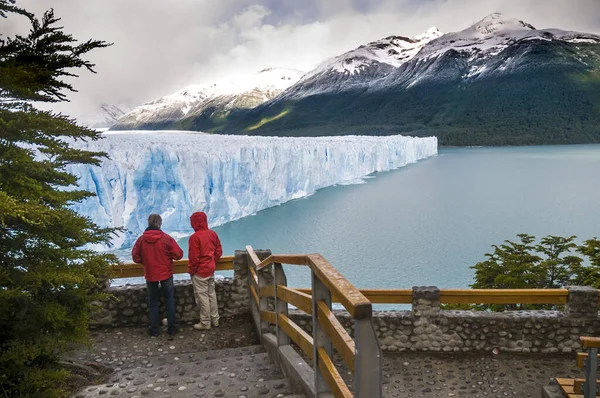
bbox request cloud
[4,0,599,121]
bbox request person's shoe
[148,330,159,337]
[193,323,211,331]
[211,320,219,327]
[167,326,179,336]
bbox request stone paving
[329,351,583,397]
[69,313,585,398]
[70,314,303,398]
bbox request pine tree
[0,2,117,396]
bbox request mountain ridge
[111,14,600,146]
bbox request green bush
[469,234,600,311]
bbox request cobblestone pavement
[331,351,583,397]
[69,315,584,398]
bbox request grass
[246,108,290,131]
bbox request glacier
[68,131,438,249]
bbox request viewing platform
[70,249,600,397]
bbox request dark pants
[146,276,177,335]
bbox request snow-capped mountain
[231,13,600,145]
[276,27,443,100]
[112,13,600,146]
[279,13,600,100]
[111,68,304,130]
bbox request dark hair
[148,214,162,228]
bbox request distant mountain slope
[111,68,304,131]
[113,14,600,146]
[78,103,134,129]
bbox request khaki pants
[192,275,219,326]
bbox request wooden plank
[556,378,575,386]
[316,300,355,373]
[273,255,310,266]
[441,289,568,296]
[256,255,274,270]
[257,254,310,270]
[277,313,314,360]
[259,285,275,298]
[360,289,413,304]
[317,347,353,398]
[292,287,571,305]
[249,285,260,308]
[245,245,262,267]
[440,289,568,305]
[581,337,600,349]
[260,310,276,325]
[298,289,413,304]
[248,266,259,287]
[277,285,313,315]
[578,352,587,368]
[308,254,372,319]
[112,256,234,278]
[572,378,600,394]
[575,352,600,369]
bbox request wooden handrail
[277,285,313,315]
[294,288,571,305]
[316,300,355,373]
[246,248,380,397]
[245,245,262,267]
[295,288,413,304]
[260,310,276,325]
[256,254,310,270]
[111,256,234,279]
[259,285,275,297]
[440,289,568,305]
[249,285,260,307]
[581,336,600,349]
[277,313,314,359]
[248,266,259,287]
[308,254,372,320]
[317,347,353,398]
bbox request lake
[120,144,600,290]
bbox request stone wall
[91,250,271,327]
[287,286,600,353]
[93,254,600,354]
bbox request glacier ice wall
[68,131,437,248]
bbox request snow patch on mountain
[116,68,304,126]
[302,27,443,80]
[417,13,600,61]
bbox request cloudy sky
[4,0,600,122]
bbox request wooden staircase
[555,337,600,397]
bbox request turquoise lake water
[119,144,600,290]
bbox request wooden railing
[580,337,599,397]
[111,256,235,279]
[245,246,382,398]
[295,287,570,305]
[555,336,600,397]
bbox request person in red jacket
[132,214,183,336]
[188,211,222,330]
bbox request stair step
[74,345,303,398]
[106,352,284,385]
[76,376,298,397]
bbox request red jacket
[131,228,184,282]
[188,212,222,278]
